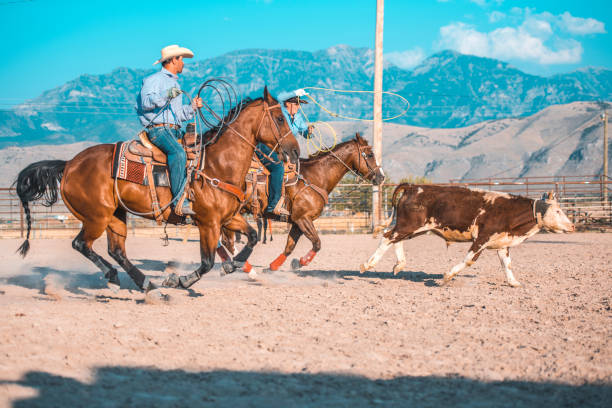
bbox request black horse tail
[13,160,67,257]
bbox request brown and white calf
[360,184,575,287]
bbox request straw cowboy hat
[153,44,194,65]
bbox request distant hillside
[2,101,609,187]
[1,46,611,148]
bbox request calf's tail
[373,183,413,238]
[13,160,67,257]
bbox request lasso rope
[298,87,411,154]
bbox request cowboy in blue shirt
[136,44,203,217]
[257,89,313,217]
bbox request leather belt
[147,123,180,130]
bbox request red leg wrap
[243,261,252,273]
[269,254,287,271]
[300,250,317,266]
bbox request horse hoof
[104,269,120,287]
[162,273,180,288]
[392,264,404,275]
[222,261,236,275]
[359,264,367,274]
[290,258,301,271]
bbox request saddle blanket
[111,141,170,187]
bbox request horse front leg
[223,214,259,275]
[163,222,219,289]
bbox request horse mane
[301,138,357,164]
[201,97,264,142]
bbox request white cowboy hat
[153,44,194,65]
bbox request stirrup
[271,197,289,216]
[174,193,195,217]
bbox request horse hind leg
[106,212,160,294]
[289,218,320,270]
[71,224,120,291]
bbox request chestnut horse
[225,133,385,273]
[15,88,300,297]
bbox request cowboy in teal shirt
[256,89,312,217]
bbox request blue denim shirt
[277,90,309,138]
[136,68,194,127]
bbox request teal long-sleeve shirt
[276,90,309,138]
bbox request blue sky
[1,0,610,106]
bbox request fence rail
[1,175,610,238]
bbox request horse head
[352,133,385,185]
[256,86,300,164]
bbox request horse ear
[547,191,554,201]
[355,132,364,143]
[263,86,274,104]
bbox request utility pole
[602,110,608,203]
[372,0,384,228]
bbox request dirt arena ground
[0,231,610,407]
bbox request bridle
[195,99,296,205]
[325,140,382,184]
[225,100,294,165]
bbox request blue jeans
[148,127,187,200]
[255,143,283,212]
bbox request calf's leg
[497,248,521,287]
[392,241,406,275]
[444,240,485,284]
[360,236,393,273]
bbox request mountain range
[1,101,609,187]
[1,45,611,148]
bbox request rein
[225,102,293,165]
[197,101,293,204]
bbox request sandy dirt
[0,231,610,407]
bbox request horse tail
[13,160,67,257]
[373,183,412,238]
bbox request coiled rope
[298,87,410,154]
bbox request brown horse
[224,133,385,273]
[15,87,300,297]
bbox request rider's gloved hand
[294,89,308,97]
[167,87,182,99]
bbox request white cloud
[385,48,426,69]
[559,12,606,35]
[470,0,504,6]
[437,21,583,64]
